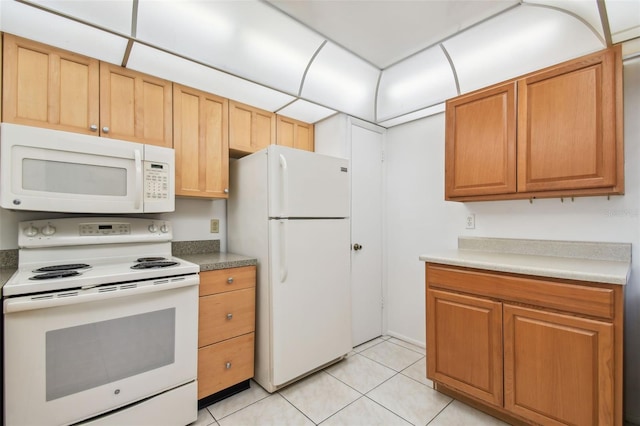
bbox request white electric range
[3,217,200,426]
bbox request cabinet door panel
[229,100,275,156]
[445,82,516,198]
[276,115,314,152]
[3,34,99,134]
[504,304,614,426]
[517,49,617,192]
[427,289,503,406]
[100,63,172,147]
[173,84,229,198]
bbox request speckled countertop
[172,240,257,271]
[178,252,257,271]
[0,249,18,288]
[419,237,631,285]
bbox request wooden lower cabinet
[425,263,623,426]
[198,266,256,401]
[504,305,614,426]
[198,333,255,398]
[427,289,503,407]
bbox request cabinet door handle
[227,277,234,284]
[225,362,232,369]
[226,313,233,320]
[102,126,110,133]
[89,124,98,132]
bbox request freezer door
[269,218,352,387]
[267,146,349,218]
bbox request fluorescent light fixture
[127,43,294,112]
[276,100,336,124]
[444,4,604,94]
[0,0,129,64]
[377,103,446,128]
[302,42,379,122]
[523,0,605,42]
[605,0,640,43]
[377,46,457,122]
[20,0,134,35]
[136,0,324,95]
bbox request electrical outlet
[466,214,476,229]
[210,219,220,233]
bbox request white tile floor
[193,336,508,426]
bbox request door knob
[353,243,363,251]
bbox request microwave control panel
[144,162,170,200]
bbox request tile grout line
[425,399,456,425]
[276,390,320,425]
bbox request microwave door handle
[134,149,143,210]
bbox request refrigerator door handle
[279,154,289,218]
[279,220,288,283]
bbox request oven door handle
[4,275,199,313]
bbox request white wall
[0,198,227,250]
[384,56,640,423]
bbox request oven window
[23,159,127,196]
[45,308,175,401]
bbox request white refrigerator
[228,145,352,392]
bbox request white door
[269,218,352,386]
[351,123,384,347]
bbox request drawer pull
[227,277,234,284]
[225,362,232,369]
[226,313,233,320]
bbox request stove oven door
[3,278,198,426]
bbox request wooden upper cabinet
[229,100,275,157]
[445,82,516,199]
[276,115,315,152]
[173,84,229,198]
[2,34,100,134]
[445,46,623,201]
[517,48,619,193]
[100,63,173,148]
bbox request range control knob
[23,225,39,237]
[160,224,169,233]
[148,224,159,233]
[41,224,56,236]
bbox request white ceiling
[1,0,639,127]
[265,0,520,69]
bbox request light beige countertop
[419,237,631,285]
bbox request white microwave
[0,123,175,213]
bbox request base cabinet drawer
[198,333,255,399]
[199,287,256,347]
[199,266,256,297]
